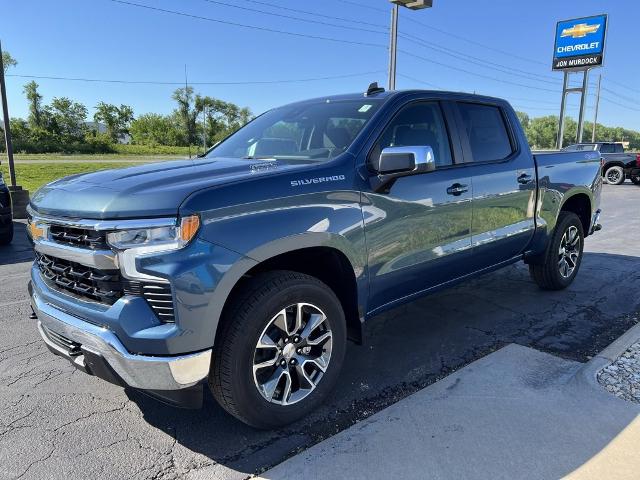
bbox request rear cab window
[457,103,514,162]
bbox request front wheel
[630,174,640,186]
[209,271,346,429]
[604,166,625,185]
[529,212,585,290]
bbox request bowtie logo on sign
[560,23,600,39]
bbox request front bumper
[30,281,212,391]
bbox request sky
[3,0,640,131]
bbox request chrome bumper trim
[31,291,211,390]
[34,240,117,270]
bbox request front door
[362,101,473,313]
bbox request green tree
[93,102,134,142]
[129,113,182,146]
[23,81,46,128]
[1,51,17,73]
[172,87,198,145]
[515,111,530,131]
[48,97,88,143]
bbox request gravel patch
[597,340,640,404]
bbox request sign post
[388,1,433,91]
[552,14,608,148]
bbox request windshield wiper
[243,156,277,160]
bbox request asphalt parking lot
[1,183,639,480]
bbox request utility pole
[0,40,16,187]
[592,74,602,143]
[388,1,433,91]
[0,40,29,218]
[203,105,207,152]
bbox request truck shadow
[127,250,640,476]
[0,222,34,266]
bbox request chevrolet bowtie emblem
[561,23,600,39]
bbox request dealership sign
[552,14,608,70]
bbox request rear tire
[209,270,346,429]
[604,166,625,185]
[630,174,640,186]
[0,222,13,246]
[529,212,584,291]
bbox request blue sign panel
[552,14,608,70]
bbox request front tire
[604,166,625,185]
[630,174,640,186]
[529,212,584,290]
[209,271,346,429]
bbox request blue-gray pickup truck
[27,86,603,428]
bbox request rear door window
[600,143,615,153]
[457,103,514,162]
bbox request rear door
[362,100,473,312]
[453,102,536,271]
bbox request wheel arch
[559,192,591,234]
[212,235,366,349]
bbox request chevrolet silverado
[27,86,603,428]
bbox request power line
[605,77,640,96]
[199,0,386,34]
[399,32,561,86]
[6,70,385,86]
[399,49,558,93]
[104,0,387,48]
[334,0,387,13]
[396,73,443,89]
[601,86,640,107]
[238,0,388,29]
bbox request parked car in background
[27,87,603,428]
[0,172,13,245]
[563,142,640,185]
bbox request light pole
[388,0,433,91]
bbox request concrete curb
[577,322,640,390]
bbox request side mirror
[372,146,436,192]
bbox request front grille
[36,253,176,322]
[36,252,122,304]
[42,324,82,356]
[49,224,108,250]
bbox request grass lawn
[0,162,148,192]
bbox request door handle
[517,173,533,184]
[446,183,468,196]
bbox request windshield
[206,99,383,162]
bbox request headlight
[107,215,200,252]
[108,215,200,281]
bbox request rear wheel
[209,271,346,429]
[630,174,640,186]
[604,166,625,185]
[529,212,584,290]
[0,222,13,246]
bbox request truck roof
[280,89,511,109]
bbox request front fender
[188,190,368,347]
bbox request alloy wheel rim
[607,170,621,183]
[558,225,581,278]
[253,303,333,405]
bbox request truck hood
[30,157,305,219]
